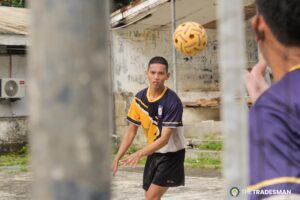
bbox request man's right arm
[245,54,269,103]
[112,123,138,176]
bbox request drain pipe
[171,0,177,92]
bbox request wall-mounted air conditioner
[0,78,25,99]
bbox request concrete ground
[112,167,224,200]
[0,167,224,200]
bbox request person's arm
[112,123,138,175]
[120,127,173,167]
[245,54,269,103]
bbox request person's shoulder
[267,70,299,102]
[252,71,300,112]
[135,88,148,99]
[165,88,181,100]
[164,88,182,107]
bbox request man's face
[146,63,170,89]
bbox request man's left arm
[120,127,173,167]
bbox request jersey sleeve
[127,97,141,126]
[162,101,183,128]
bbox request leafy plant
[185,155,221,169]
[0,145,29,171]
[0,0,26,7]
[195,141,223,151]
[126,145,141,154]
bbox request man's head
[254,0,300,47]
[252,0,300,80]
[146,56,170,90]
[148,56,169,72]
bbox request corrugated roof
[110,0,255,30]
[0,6,29,35]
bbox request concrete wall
[0,117,28,153]
[111,24,257,144]
[0,54,28,153]
[0,34,28,46]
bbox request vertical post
[29,0,111,199]
[217,0,248,199]
[171,0,177,92]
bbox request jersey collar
[147,86,168,102]
[288,64,300,72]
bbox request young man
[112,56,186,200]
[245,0,300,199]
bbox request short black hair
[256,0,300,47]
[148,56,168,72]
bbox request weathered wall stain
[112,27,256,94]
[0,117,28,153]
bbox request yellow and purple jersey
[249,67,300,199]
[127,87,185,153]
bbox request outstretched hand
[245,54,269,103]
[120,151,143,167]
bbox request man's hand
[245,54,269,103]
[120,150,143,167]
[112,158,119,176]
[111,124,139,176]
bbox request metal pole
[217,0,248,199]
[171,0,177,92]
[29,1,111,199]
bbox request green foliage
[138,156,147,165]
[126,145,140,154]
[193,135,223,151]
[195,141,223,151]
[0,0,26,8]
[0,147,29,171]
[18,145,29,155]
[185,155,221,169]
[112,143,141,155]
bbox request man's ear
[251,15,265,41]
[167,72,170,79]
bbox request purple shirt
[249,69,300,199]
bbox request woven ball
[173,22,207,56]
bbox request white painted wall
[0,34,28,46]
[0,55,28,117]
[0,53,28,152]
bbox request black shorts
[143,149,185,191]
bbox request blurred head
[252,0,300,80]
[254,0,300,47]
[146,56,170,90]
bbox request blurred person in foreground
[245,0,300,199]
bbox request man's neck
[266,43,300,81]
[148,86,165,100]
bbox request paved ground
[112,167,224,200]
[0,167,224,200]
[0,170,31,200]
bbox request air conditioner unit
[0,78,25,99]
